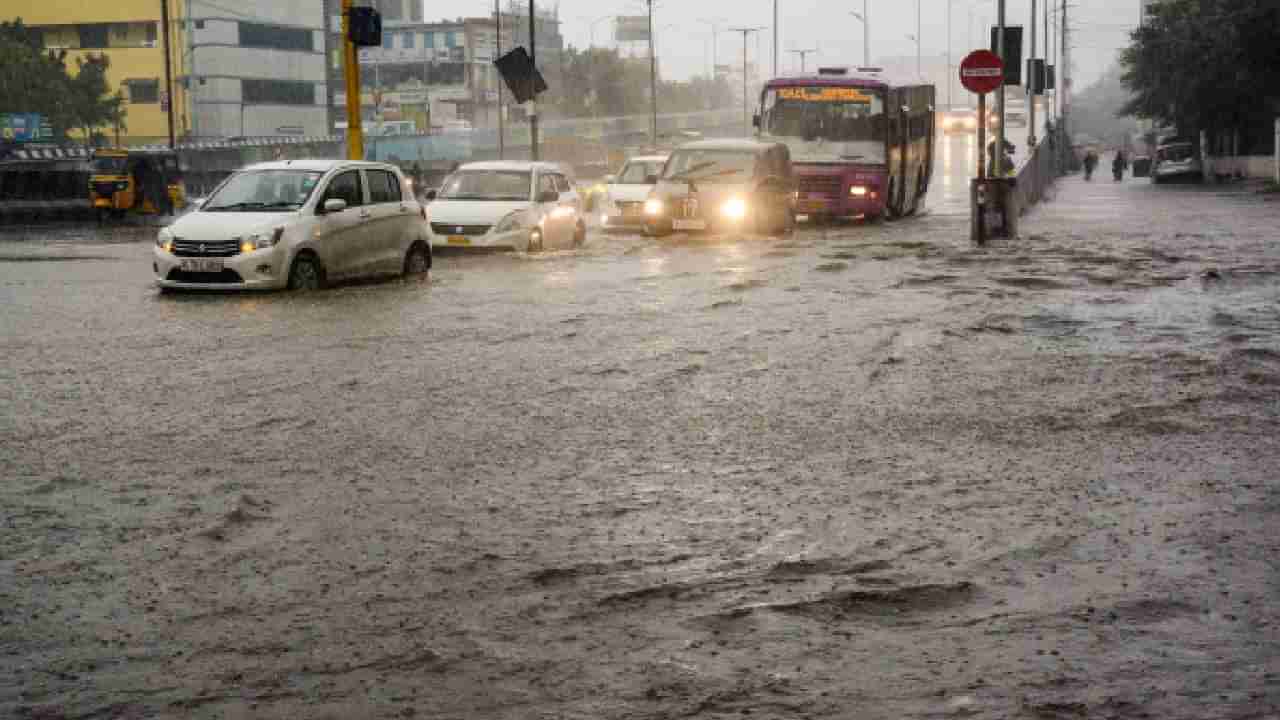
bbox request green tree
[0,18,76,139]
[1120,0,1280,142]
[67,53,123,145]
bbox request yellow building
[2,0,189,145]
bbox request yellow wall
[2,0,189,144]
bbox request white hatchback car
[598,154,667,231]
[154,160,431,291]
[424,161,585,252]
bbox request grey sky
[425,0,1140,89]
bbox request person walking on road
[1112,150,1128,182]
[1084,149,1099,181]
[987,138,1016,178]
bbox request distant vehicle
[1152,140,1201,183]
[90,148,186,222]
[154,160,430,291]
[641,138,795,237]
[423,161,585,252]
[940,108,978,134]
[756,66,935,221]
[597,154,668,231]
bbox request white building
[183,0,330,138]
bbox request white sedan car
[153,159,431,291]
[424,161,585,252]
[598,154,667,231]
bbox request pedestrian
[1112,150,1128,182]
[987,138,1016,177]
[1083,149,1099,181]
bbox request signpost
[960,49,1005,245]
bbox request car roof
[239,159,396,173]
[457,160,564,173]
[672,138,777,153]
[625,155,668,163]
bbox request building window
[423,31,434,49]
[124,79,160,104]
[402,32,414,49]
[445,31,457,49]
[146,22,157,44]
[410,1,422,23]
[195,20,205,29]
[78,24,109,49]
[382,30,393,49]
[238,21,313,52]
[243,79,315,105]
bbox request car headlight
[493,211,526,234]
[240,228,284,253]
[720,196,747,220]
[156,230,173,252]
[643,198,664,216]
[849,186,869,197]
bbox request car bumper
[426,227,529,251]
[600,210,647,229]
[153,246,289,290]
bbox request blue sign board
[1,113,54,143]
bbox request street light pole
[340,0,363,160]
[916,0,921,77]
[729,27,764,135]
[1028,0,1037,147]
[773,0,779,79]
[995,0,1006,177]
[529,0,540,161]
[495,0,504,159]
[947,0,953,110]
[789,48,817,73]
[648,0,657,148]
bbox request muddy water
[3,138,1279,719]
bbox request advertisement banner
[0,113,52,143]
[614,16,650,43]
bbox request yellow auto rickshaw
[89,149,186,220]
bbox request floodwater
[3,135,1279,719]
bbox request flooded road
[3,136,1280,719]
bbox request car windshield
[439,170,532,200]
[1160,144,1194,162]
[661,150,757,184]
[92,157,127,174]
[617,161,664,184]
[203,170,324,211]
[761,86,886,143]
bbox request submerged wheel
[287,255,324,291]
[403,242,430,276]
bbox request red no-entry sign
[960,50,1004,95]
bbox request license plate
[447,236,471,246]
[672,219,706,231]
[179,258,223,272]
[621,205,640,217]
[799,200,827,212]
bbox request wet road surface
[3,137,1280,719]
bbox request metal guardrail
[1011,127,1068,214]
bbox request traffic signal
[990,26,1023,86]
[348,7,382,48]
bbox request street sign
[960,50,1004,95]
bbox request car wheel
[573,220,587,247]
[403,242,430,276]
[528,228,544,253]
[287,255,324,291]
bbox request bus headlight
[849,186,870,197]
[643,198,664,216]
[720,196,747,220]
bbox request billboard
[614,16,650,43]
[0,113,52,143]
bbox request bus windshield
[760,85,886,164]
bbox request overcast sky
[429,0,1142,89]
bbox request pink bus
[756,66,935,221]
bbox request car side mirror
[644,174,659,185]
[423,188,438,200]
[752,114,761,129]
[323,198,347,214]
[537,189,559,203]
[604,175,617,184]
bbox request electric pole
[648,0,657,148]
[729,27,764,135]
[495,0,504,159]
[1028,0,1037,148]
[995,0,1006,177]
[160,0,175,148]
[772,0,778,78]
[529,0,539,161]
[789,48,817,73]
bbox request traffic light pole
[341,0,364,160]
[529,0,539,161]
